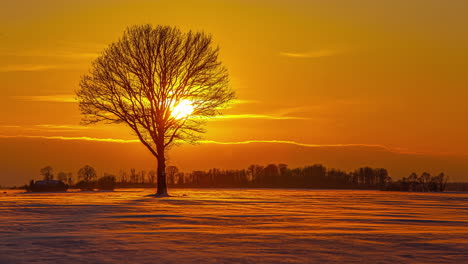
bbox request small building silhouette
[26,180,69,192]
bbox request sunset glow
[171,100,194,119]
[1,1,467,263]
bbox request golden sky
[1,0,468,184]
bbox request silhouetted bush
[97,174,116,191]
[75,180,95,191]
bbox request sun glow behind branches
[171,99,194,119]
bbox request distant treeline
[162,164,449,192]
[385,172,448,192]
[171,165,389,189]
[22,163,462,192]
[94,164,390,189]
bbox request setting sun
[171,99,194,119]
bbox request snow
[0,189,467,263]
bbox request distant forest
[22,163,466,192]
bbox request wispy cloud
[199,139,393,150]
[0,134,412,154]
[206,114,308,120]
[220,99,259,110]
[0,125,21,128]
[231,99,259,104]
[0,124,91,134]
[279,49,339,59]
[0,134,139,143]
[0,64,66,72]
[0,49,98,72]
[200,140,424,155]
[14,94,76,103]
[0,50,99,59]
[35,124,89,130]
[8,133,446,156]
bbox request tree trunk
[156,147,168,196]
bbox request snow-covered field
[0,189,467,263]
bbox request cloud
[276,99,364,116]
[0,124,97,133]
[0,64,65,72]
[199,139,398,151]
[39,51,98,59]
[30,124,91,132]
[219,99,260,110]
[279,49,339,59]
[0,134,414,154]
[206,114,308,120]
[230,99,259,104]
[14,94,76,103]
[0,49,98,72]
[0,50,99,59]
[0,134,139,143]
[35,124,88,130]
[0,124,93,135]
[0,125,21,128]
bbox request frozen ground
[0,189,467,264]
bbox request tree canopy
[76,25,234,195]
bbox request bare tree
[77,24,234,196]
[78,165,97,183]
[119,170,128,183]
[140,170,147,184]
[130,168,138,183]
[166,166,179,185]
[40,166,54,181]
[419,172,431,192]
[148,170,156,184]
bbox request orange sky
[1,0,468,184]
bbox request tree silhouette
[166,166,179,186]
[77,24,234,196]
[140,170,147,184]
[119,170,128,183]
[40,166,53,181]
[420,172,431,192]
[433,172,448,192]
[97,174,117,190]
[130,168,138,183]
[148,170,156,184]
[78,165,97,183]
